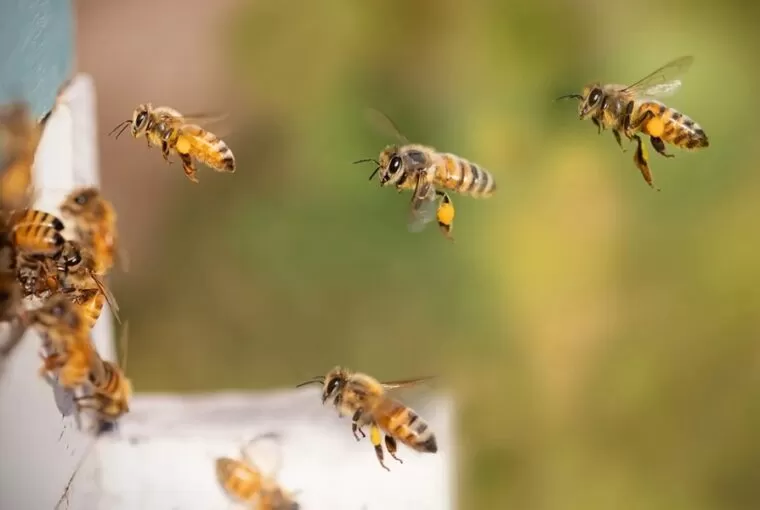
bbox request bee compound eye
[389,156,402,173]
[135,111,147,128]
[75,194,88,205]
[589,88,602,105]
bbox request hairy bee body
[0,102,39,212]
[304,366,438,470]
[79,358,131,421]
[11,222,65,256]
[115,103,235,183]
[60,187,120,272]
[215,456,299,510]
[380,145,496,198]
[562,56,708,189]
[630,99,708,150]
[26,295,102,388]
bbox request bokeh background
[76,0,760,508]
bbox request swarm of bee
[0,97,130,431]
[1,50,715,502]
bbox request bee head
[28,294,82,333]
[57,240,84,272]
[578,84,605,120]
[131,104,152,137]
[61,186,100,218]
[376,146,405,187]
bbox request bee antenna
[108,120,131,139]
[555,94,584,102]
[352,158,380,166]
[295,377,324,388]
[368,167,380,181]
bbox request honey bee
[354,109,495,240]
[0,101,40,213]
[557,55,709,189]
[109,104,235,183]
[55,240,121,325]
[74,322,132,423]
[25,294,104,388]
[215,434,300,510]
[297,366,438,471]
[59,187,124,273]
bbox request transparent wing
[407,170,438,233]
[90,272,121,324]
[622,56,694,97]
[381,376,436,390]
[180,112,229,125]
[364,108,409,144]
[240,433,283,478]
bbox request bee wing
[622,55,694,97]
[178,112,229,126]
[90,272,121,324]
[407,169,439,233]
[364,108,410,144]
[240,433,283,478]
[381,376,436,390]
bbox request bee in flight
[557,55,709,189]
[297,366,438,471]
[215,433,300,510]
[108,103,236,183]
[354,109,496,240]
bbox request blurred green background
[87,0,760,508]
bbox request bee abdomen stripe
[467,164,481,193]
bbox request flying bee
[55,240,121,325]
[215,434,300,510]
[557,55,709,189]
[109,103,235,183]
[0,101,40,213]
[59,187,125,273]
[75,322,132,424]
[25,294,104,388]
[354,109,496,240]
[297,366,438,471]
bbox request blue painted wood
[0,0,73,118]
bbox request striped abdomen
[215,458,262,502]
[175,125,236,173]
[12,209,64,231]
[11,223,65,256]
[434,153,496,198]
[635,101,709,149]
[373,397,438,453]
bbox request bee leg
[632,135,659,191]
[179,153,200,184]
[612,130,627,152]
[369,423,390,471]
[592,117,602,135]
[161,141,173,164]
[650,136,674,158]
[384,435,403,464]
[351,409,366,440]
[622,100,636,137]
[435,191,454,241]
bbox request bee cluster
[0,52,710,508]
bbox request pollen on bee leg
[645,116,665,138]
[175,136,192,155]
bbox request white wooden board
[64,390,455,510]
